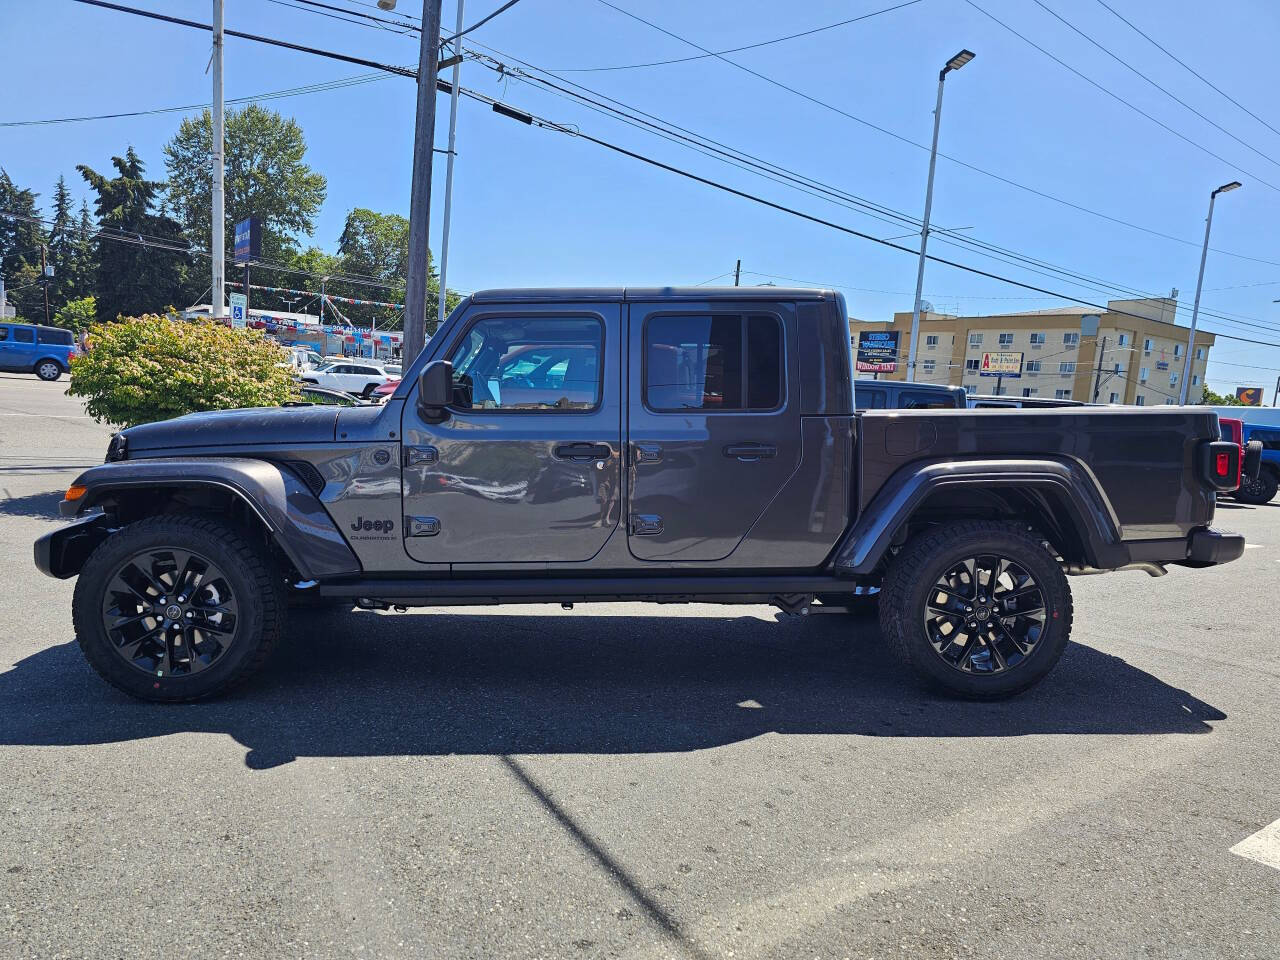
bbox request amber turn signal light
[64,484,87,502]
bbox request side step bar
[317,574,851,607]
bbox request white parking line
[1244,543,1262,549]
[1230,818,1280,872]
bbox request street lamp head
[1214,181,1242,196]
[944,49,976,74]
[376,0,397,9]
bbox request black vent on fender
[280,460,326,496]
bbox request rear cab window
[643,313,783,412]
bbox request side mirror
[417,360,453,421]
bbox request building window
[1143,338,1152,354]
[1022,387,1038,397]
[1135,396,1146,406]
[1192,374,1200,386]
[965,358,980,372]
[1117,333,1129,346]
[1113,362,1122,374]
[1055,389,1072,400]
[1059,361,1076,374]
[1063,332,1080,347]
[969,333,983,348]
[1139,367,1149,383]
[1173,343,1182,358]
[1195,347,1205,360]
[644,313,782,412]
[1109,392,1119,404]
[1169,372,1179,387]
[1025,360,1041,374]
[998,332,1014,347]
[925,334,939,348]
[922,359,936,374]
[1029,332,1046,346]
[1165,398,1177,405]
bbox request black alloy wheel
[102,548,240,678]
[923,555,1045,675]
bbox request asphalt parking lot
[1,371,1277,959]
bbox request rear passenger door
[0,326,14,371]
[626,302,801,562]
[9,325,36,371]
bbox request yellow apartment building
[852,298,1214,405]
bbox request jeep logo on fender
[350,516,395,535]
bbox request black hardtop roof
[469,286,836,303]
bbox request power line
[441,0,524,47]
[269,0,417,33]
[579,2,1280,268]
[1092,0,1280,144]
[551,0,923,73]
[1029,0,1280,173]
[962,0,1280,193]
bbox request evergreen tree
[72,200,98,301]
[0,169,46,318]
[46,176,79,307]
[77,148,192,320]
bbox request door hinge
[629,514,664,536]
[404,445,438,466]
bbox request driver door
[400,302,622,565]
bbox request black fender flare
[830,457,1124,575]
[44,457,361,580]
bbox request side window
[900,390,955,409]
[37,328,73,345]
[448,316,603,412]
[855,387,888,410]
[644,313,782,412]
[13,327,34,343]
[0,327,9,342]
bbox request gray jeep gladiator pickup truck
[35,287,1245,702]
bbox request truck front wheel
[72,515,285,702]
[878,520,1073,699]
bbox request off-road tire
[72,515,286,702]
[35,360,62,381]
[878,520,1073,699]
[1233,468,1278,505]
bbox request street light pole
[211,0,226,319]
[401,0,444,365]
[906,49,974,382]
[437,0,464,334]
[1181,180,1241,403]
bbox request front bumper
[33,513,111,579]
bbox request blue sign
[855,330,899,372]
[233,217,261,264]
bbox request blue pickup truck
[0,321,77,381]
[1237,422,1280,504]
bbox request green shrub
[69,314,297,427]
[52,295,97,333]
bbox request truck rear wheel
[878,520,1073,699]
[1234,468,1278,505]
[72,515,285,702]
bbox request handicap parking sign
[228,293,247,329]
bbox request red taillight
[1216,452,1231,477]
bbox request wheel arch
[831,457,1123,576]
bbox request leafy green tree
[163,105,327,259]
[1199,387,1240,406]
[52,295,97,333]
[0,169,46,319]
[69,313,296,427]
[78,148,192,321]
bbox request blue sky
[3,0,1280,397]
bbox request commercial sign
[228,292,247,329]
[855,330,899,372]
[1155,360,1169,371]
[979,351,1023,378]
[1236,386,1264,406]
[233,217,261,265]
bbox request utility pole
[437,0,464,334]
[211,0,226,319]
[907,49,974,382]
[402,0,444,364]
[733,259,741,286]
[1092,335,1108,403]
[1274,374,1279,406]
[41,245,51,324]
[1181,181,1241,403]
[319,276,326,326]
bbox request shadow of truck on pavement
[0,611,1226,768]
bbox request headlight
[105,433,128,463]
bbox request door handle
[723,443,777,461]
[554,442,612,461]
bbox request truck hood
[121,406,340,453]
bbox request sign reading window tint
[447,316,602,411]
[646,314,781,411]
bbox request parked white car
[300,360,398,397]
